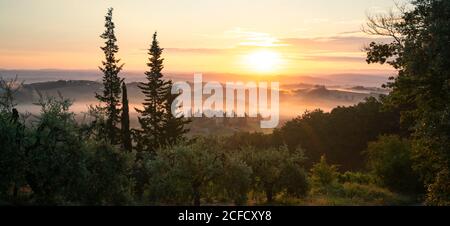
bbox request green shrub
[84,141,134,205]
[365,135,422,194]
[220,154,253,205]
[425,168,450,206]
[281,158,309,198]
[244,145,309,203]
[340,183,411,205]
[338,171,376,185]
[310,156,340,195]
[0,111,28,203]
[26,96,91,204]
[145,138,223,205]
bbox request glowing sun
[244,50,282,73]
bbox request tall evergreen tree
[96,7,123,144]
[135,32,191,154]
[135,32,169,156]
[121,82,132,152]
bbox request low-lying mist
[9,80,389,133]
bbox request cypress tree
[96,7,123,144]
[135,32,169,155]
[121,82,132,152]
[136,32,191,154]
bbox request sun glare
[244,50,282,73]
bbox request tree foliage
[96,8,123,145]
[162,80,191,146]
[219,154,253,205]
[145,138,223,206]
[364,0,450,204]
[310,156,340,195]
[135,32,190,155]
[84,141,134,205]
[121,82,132,152]
[279,97,401,170]
[365,135,421,194]
[135,32,170,156]
[0,93,134,205]
[26,95,90,204]
[244,145,309,203]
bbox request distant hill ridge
[0,69,392,87]
[2,79,389,105]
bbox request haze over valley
[1,69,391,133]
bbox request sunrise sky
[0,0,403,76]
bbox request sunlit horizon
[0,0,404,77]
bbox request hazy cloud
[224,28,287,47]
[282,36,393,52]
[165,48,227,54]
[301,55,366,62]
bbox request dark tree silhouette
[279,97,401,171]
[135,32,171,155]
[121,82,132,152]
[0,75,23,113]
[364,0,450,205]
[96,7,123,144]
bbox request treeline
[222,97,403,171]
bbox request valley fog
[11,80,388,133]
